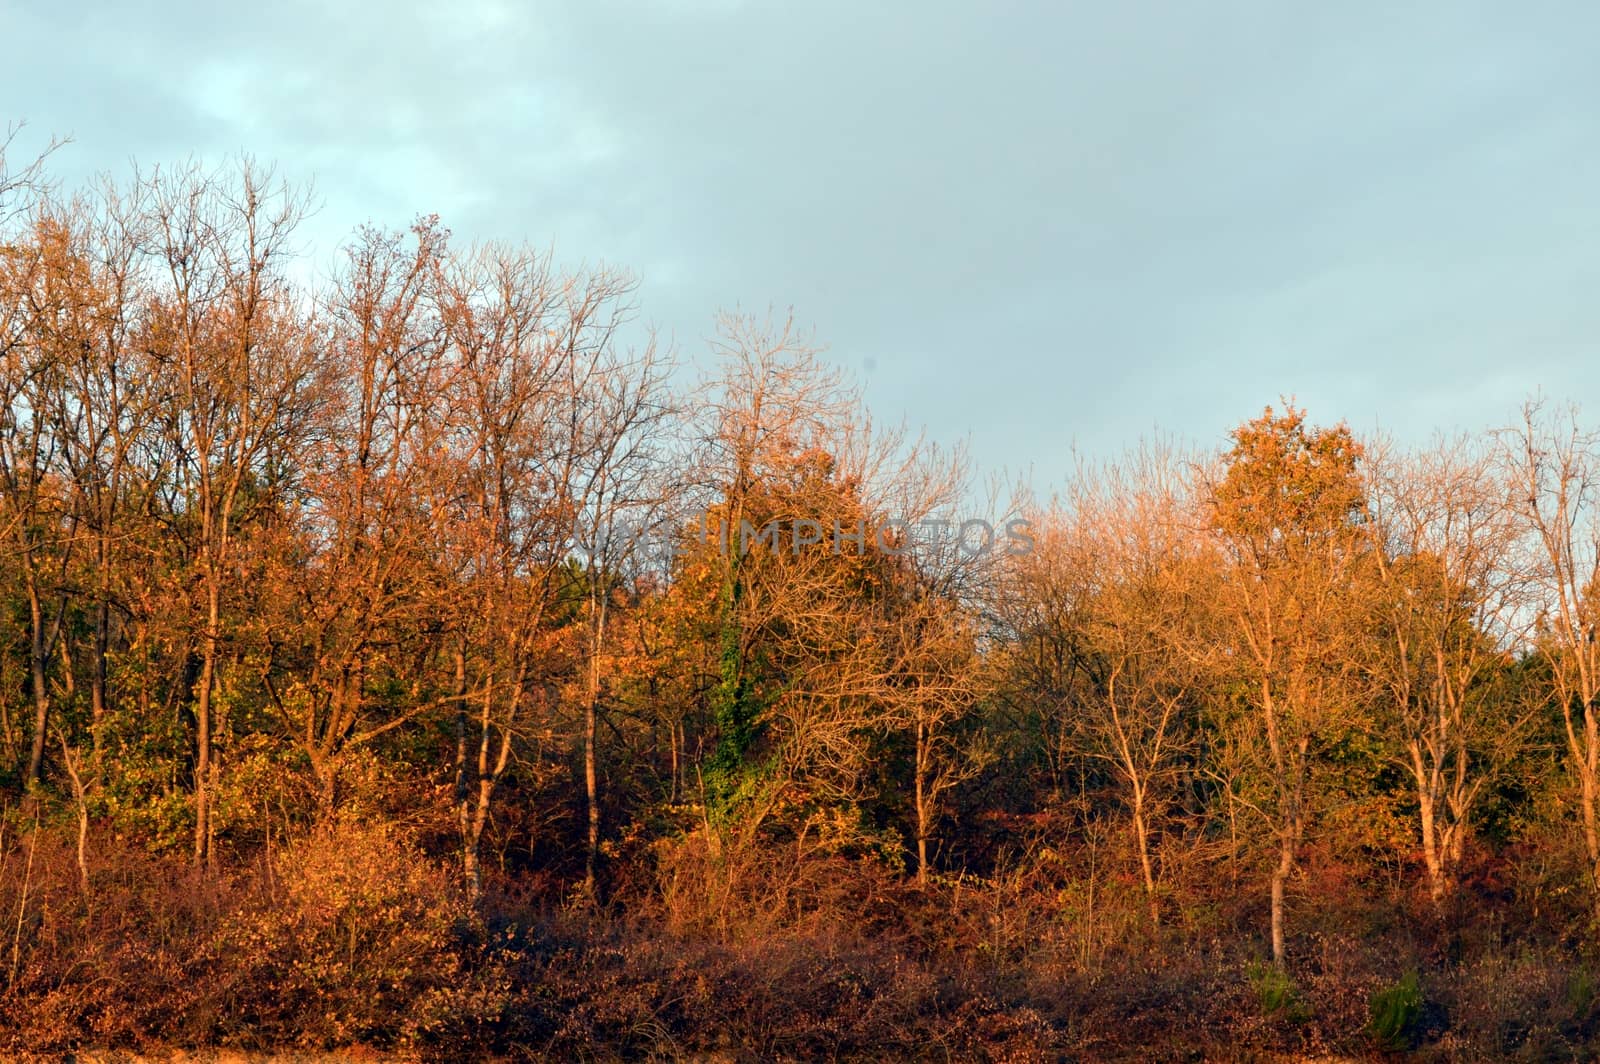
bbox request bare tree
[0,199,89,789]
[0,123,63,226]
[142,159,321,866]
[688,312,965,857]
[875,450,1001,885]
[256,219,452,809]
[1068,445,1209,925]
[690,312,863,838]
[570,335,678,900]
[1499,400,1600,916]
[1365,433,1531,905]
[892,595,990,886]
[42,178,160,774]
[433,241,637,900]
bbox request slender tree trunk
[1582,740,1600,896]
[192,579,220,868]
[1131,783,1159,926]
[91,597,108,765]
[460,660,521,904]
[1262,682,1292,966]
[584,600,607,901]
[25,582,49,788]
[90,528,111,767]
[1447,731,1473,876]
[669,716,680,805]
[462,830,482,902]
[451,644,472,897]
[58,734,89,893]
[584,688,600,899]
[1271,830,1293,966]
[914,718,929,885]
[465,680,494,903]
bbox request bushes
[0,815,469,1055]
[1367,969,1423,1050]
[1431,945,1600,1059]
[212,816,469,1047]
[1251,962,1311,1024]
[10,810,1600,1059]
[0,832,230,1052]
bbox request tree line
[5,143,1600,1055]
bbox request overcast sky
[4,1,1598,485]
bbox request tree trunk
[1447,814,1467,869]
[1270,831,1293,966]
[313,753,337,815]
[584,600,607,902]
[1419,789,1445,906]
[192,629,217,868]
[452,645,472,899]
[1131,786,1159,926]
[1582,735,1600,903]
[91,596,108,766]
[59,734,90,893]
[460,664,519,905]
[669,716,680,805]
[584,690,600,900]
[914,718,929,885]
[90,527,111,768]
[462,831,482,901]
[25,583,49,788]
[1413,744,1447,906]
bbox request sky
[4,0,1598,487]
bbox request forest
[5,145,1600,1061]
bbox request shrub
[1367,969,1423,1051]
[213,815,468,1047]
[1249,962,1311,1024]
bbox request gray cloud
[4,0,1598,482]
